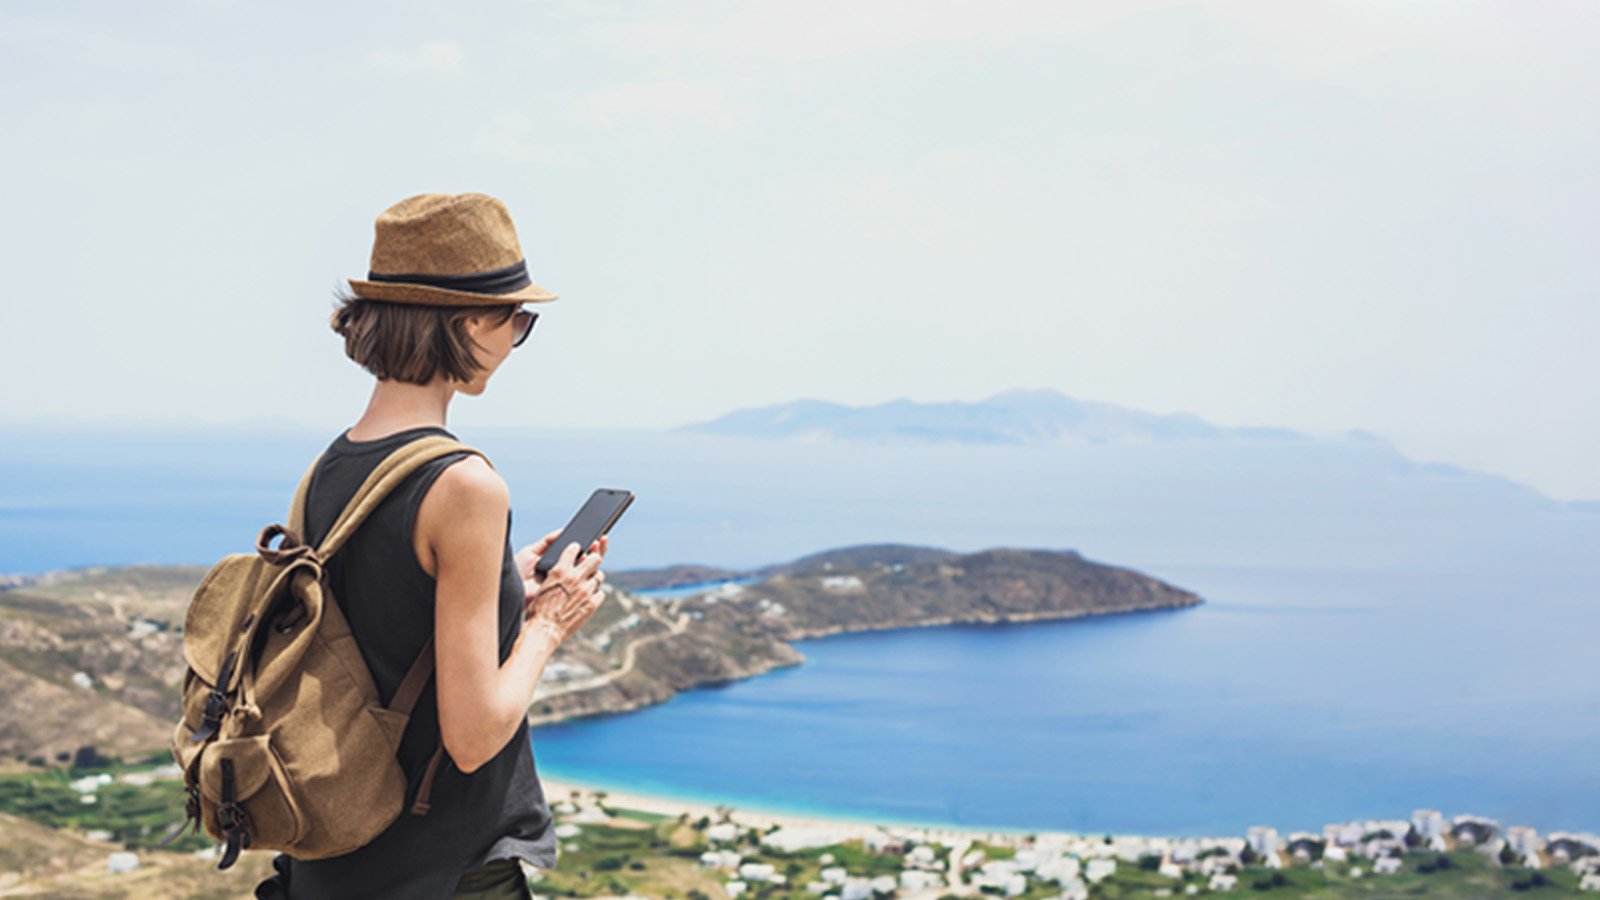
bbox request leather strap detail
[189,651,237,744]
[410,744,447,816]
[215,758,254,870]
[159,783,202,845]
[389,636,436,717]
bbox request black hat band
[366,259,532,296]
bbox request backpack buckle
[189,651,237,743]
[215,758,255,870]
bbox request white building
[820,867,848,884]
[1373,857,1401,875]
[1208,874,1237,892]
[1169,840,1201,865]
[765,827,848,853]
[106,853,139,874]
[841,879,872,900]
[1507,827,1543,859]
[1057,878,1090,900]
[1085,859,1117,883]
[1324,823,1364,847]
[971,861,1026,897]
[1323,846,1348,863]
[707,823,742,844]
[1412,810,1445,842]
[1578,873,1600,892]
[899,870,943,891]
[1036,855,1081,884]
[1247,827,1279,858]
[702,850,742,869]
[739,864,777,883]
[725,881,748,898]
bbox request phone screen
[535,488,634,576]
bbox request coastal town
[5,759,1599,898]
[531,781,1600,900]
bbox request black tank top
[257,426,556,900]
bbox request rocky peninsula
[0,545,1199,758]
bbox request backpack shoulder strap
[286,458,319,538]
[313,435,487,560]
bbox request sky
[1,0,1596,500]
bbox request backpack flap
[181,553,280,690]
[244,564,331,706]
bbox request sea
[3,422,1598,837]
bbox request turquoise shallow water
[531,563,1600,837]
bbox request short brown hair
[330,293,516,385]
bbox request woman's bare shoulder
[418,455,508,527]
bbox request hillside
[0,567,203,764]
[0,547,1200,753]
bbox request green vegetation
[608,806,674,825]
[1100,851,1588,899]
[0,762,209,853]
[1,778,1594,900]
[969,840,1017,861]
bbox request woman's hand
[523,535,608,647]
[515,529,565,586]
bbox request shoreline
[538,775,1022,843]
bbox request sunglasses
[511,308,539,348]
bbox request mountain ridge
[680,388,1326,446]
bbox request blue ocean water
[530,562,1600,837]
[3,423,1597,835]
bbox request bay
[531,562,1600,837]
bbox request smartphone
[535,488,634,577]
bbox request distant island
[0,545,1199,760]
[679,389,1315,446]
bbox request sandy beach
[538,777,1016,846]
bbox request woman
[256,193,603,900]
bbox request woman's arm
[416,457,606,773]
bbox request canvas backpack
[170,435,481,869]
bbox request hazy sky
[2,1,1596,499]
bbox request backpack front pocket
[199,734,305,859]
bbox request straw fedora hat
[347,193,558,306]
